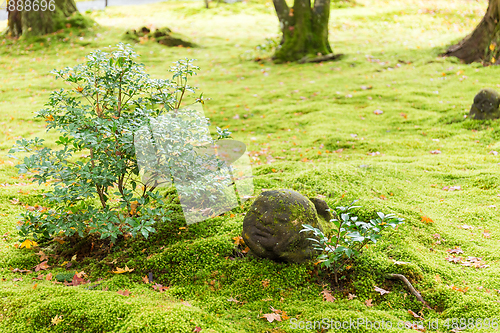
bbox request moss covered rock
[124,27,195,48]
[242,189,323,263]
[469,88,500,120]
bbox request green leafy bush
[9,44,206,242]
[301,201,404,284]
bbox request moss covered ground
[1,0,500,331]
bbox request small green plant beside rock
[301,201,404,284]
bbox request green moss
[1,0,500,331]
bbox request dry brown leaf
[36,251,49,261]
[365,299,373,307]
[408,309,423,320]
[321,289,336,302]
[261,313,281,323]
[34,260,50,272]
[117,290,131,296]
[152,283,169,293]
[447,247,463,254]
[232,236,245,246]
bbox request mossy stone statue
[469,88,500,120]
[242,189,324,263]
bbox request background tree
[445,0,500,64]
[272,0,337,63]
[7,0,90,38]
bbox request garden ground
[0,0,500,332]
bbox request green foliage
[301,201,404,284]
[8,44,207,243]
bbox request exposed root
[385,274,432,310]
[298,53,344,64]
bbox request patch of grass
[1,0,500,331]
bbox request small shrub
[9,43,207,242]
[301,200,404,284]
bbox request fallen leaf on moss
[403,321,425,331]
[117,290,130,296]
[408,309,423,320]
[152,283,169,293]
[34,260,50,272]
[421,216,434,224]
[232,236,245,246]
[348,293,357,300]
[460,224,474,230]
[365,299,373,307]
[447,285,469,293]
[321,289,336,302]
[261,313,281,322]
[51,315,63,326]
[374,286,390,295]
[64,271,89,286]
[261,279,270,288]
[19,239,37,249]
[35,251,48,261]
[447,247,463,254]
[112,266,134,274]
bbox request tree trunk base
[6,0,91,38]
[443,0,500,65]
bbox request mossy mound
[124,27,195,47]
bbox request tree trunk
[7,0,84,38]
[445,0,500,64]
[272,0,333,63]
